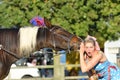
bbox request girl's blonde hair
[84,35,100,50]
[84,37,96,46]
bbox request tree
[0,0,120,48]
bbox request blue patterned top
[94,60,120,80]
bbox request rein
[0,45,20,59]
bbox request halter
[49,26,75,53]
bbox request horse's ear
[44,17,52,29]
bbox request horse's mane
[19,27,39,56]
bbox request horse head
[43,17,83,52]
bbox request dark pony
[0,18,82,79]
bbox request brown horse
[0,18,82,79]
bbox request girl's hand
[79,42,85,55]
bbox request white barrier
[5,64,88,80]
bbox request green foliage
[0,0,120,48]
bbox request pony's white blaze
[19,27,39,55]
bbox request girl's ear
[44,17,52,29]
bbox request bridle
[49,26,76,53]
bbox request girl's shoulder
[98,51,107,62]
[93,50,103,59]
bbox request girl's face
[85,42,95,56]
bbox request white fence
[5,53,88,80]
[6,64,88,80]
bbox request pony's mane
[19,27,39,56]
